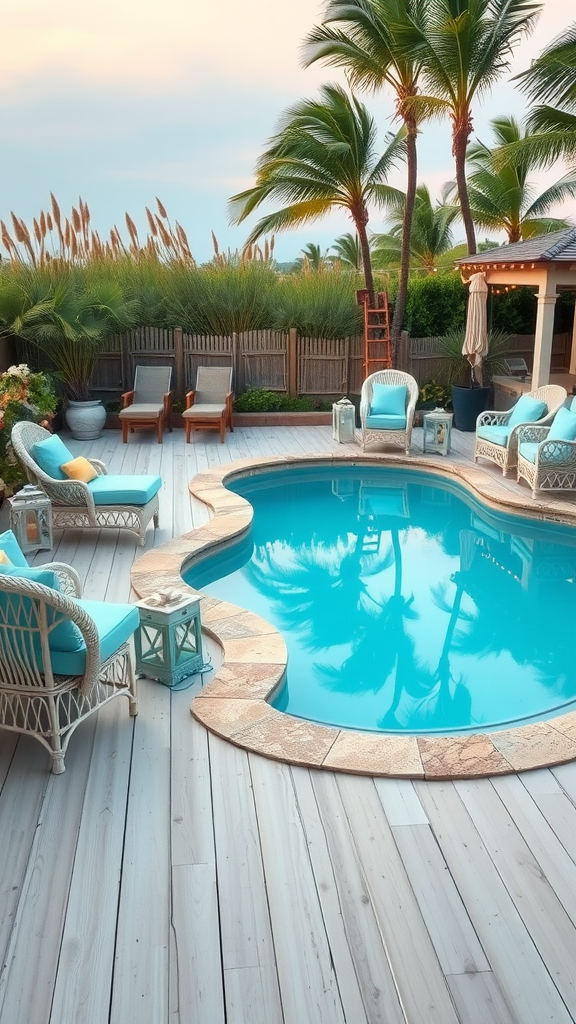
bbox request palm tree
[298,242,331,271]
[514,21,576,171]
[228,84,405,304]
[302,0,426,359]
[330,232,363,270]
[395,0,541,254]
[371,182,460,271]
[461,116,576,242]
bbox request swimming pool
[184,465,576,736]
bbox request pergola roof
[456,227,576,270]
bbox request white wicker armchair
[516,421,576,497]
[360,370,419,454]
[474,384,567,477]
[0,567,138,773]
[11,422,161,545]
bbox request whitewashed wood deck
[1,424,576,1024]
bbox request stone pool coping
[131,452,576,779]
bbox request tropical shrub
[0,364,57,493]
[234,389,332,412]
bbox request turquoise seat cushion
[87,474,162,506]
[0,529,28,567]
[477,424,511,447]
[50,599,139,676]
[369,384,407,417]
[0,564,83,651]
[507,395,547,428]
[548,406,576,442]
[519,442,539,464]
[31,434,75,480]
[366,413,407,430]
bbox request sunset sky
[0,0,573,263]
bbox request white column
[569,305,576,376]
[532,290,557,389]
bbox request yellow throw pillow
[61,456,98,483]
[0,551,12,565]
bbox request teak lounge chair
[11,423,162,545]
[0,529,138,773]
[183,366,234,443]
[360,370,419,454]
[475,384,567,477]
[119,364,173,443]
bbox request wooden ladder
[363,292,391,375]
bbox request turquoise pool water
[184,466,576,735]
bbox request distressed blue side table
[135,593,204,687]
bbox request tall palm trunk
[356,212,376,307]
[453,113,477,255]
[391,114,418,363]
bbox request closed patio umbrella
[462,271,488,385]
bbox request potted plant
[0,364,57,496]
[1,273,136,439]
[437,329,512,431]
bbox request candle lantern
[8,485,53,554]
[135,592,204,687]
[422,408,453,456]
[332,397,356,443]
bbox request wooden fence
[9,326,571,401]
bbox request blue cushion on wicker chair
[49,600,140,676]
[548,406,576,442]
[0,564,83,651]
[31,434,75,480]
[87,474,162,506]
[507,395,547,428]
[366,413,407,430]
[477,424,511,447]
[0,529,28,567]
[370,384,407,416]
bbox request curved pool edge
[131,451,576,780]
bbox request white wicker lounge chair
[475,384,567,477]
[119,364,173,443]
[11,422,162,545]
[182,366,234,443]
[516,399,576,496]
[360,370,419,454]
[0,534,138,773]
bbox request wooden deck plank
[455,779,576,1016]
[209,736,279,973]
[416,781,574,1024]
[447,971,519,1024]
[336,774,460,1024]
[374,777,429,826]
[50,698,135,1024]
[171,683,216,868]
[391,822,491,975]
[110,679,171,1024]
[304,768,405,1024]
[171,863,225,1024]
[521,769,576,864]
[250,755,345,1024]
[0,717,97,1024]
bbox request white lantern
[8,484,54,554]
[422,409,453,456]
[332,398,356,443]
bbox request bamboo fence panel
[238,331,287,392]
[183,334,233,392]
[298,337,349,395]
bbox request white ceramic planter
[65,399,107,440]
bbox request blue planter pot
[451,386,491,432]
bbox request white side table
[423,409,453,456]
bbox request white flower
[4,364,31,380]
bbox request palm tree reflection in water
[196,469,576,733]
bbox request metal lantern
[135,592,204,687]
[8,484,53,554]
[422,408,453,457]
[332,397,356,443]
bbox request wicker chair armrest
[43,562,82,597]
[121,390,135,407]
[88,459,107,476]
[477,410,510,428]
[0,577,100,696]
[538,439,576,467]
[516,424,550,444]
[37,475,97,512]
[185,390,196,409]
